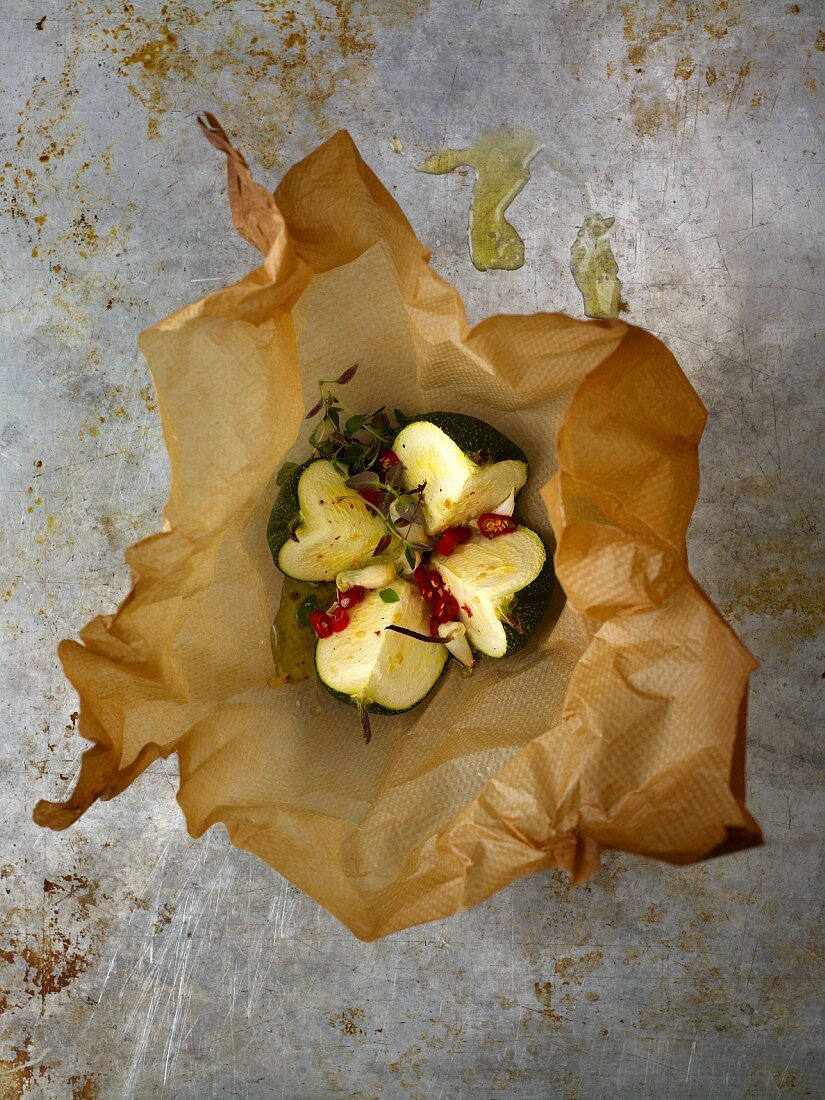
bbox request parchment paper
[34,117,761,940]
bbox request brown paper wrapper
[34,117,761,940]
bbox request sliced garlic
[437,621,475,669]
[491,488,516,516]
[336,561,398,591]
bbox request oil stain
[533,980,562,1022]
[269,579,335,687]
[571,214,622,319]
[419,128,539,271]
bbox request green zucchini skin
[401,412,528,468]
[498,529,556,656]
[266,458,314,569]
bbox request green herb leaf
[276,460,298,486]
[327,406,340,429]
[297,594,319,626]
[306,397,324,420]
[393,408,407,424]
[404,546,415,569]
[345,414,365,434]
[379,588,400,603]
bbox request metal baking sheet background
[1,1,822,1097]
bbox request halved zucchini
[432,528,553,657]
[315,581,447,715]
[392,413,527,534]
[267,459,390,582]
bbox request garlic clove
[437,621,476,669]
[336,561,398,591]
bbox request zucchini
[267,459,390,582]
[392,413,528,534]
[432,528,553,657]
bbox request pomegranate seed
[359,488,383,506]
[309,610,333,638]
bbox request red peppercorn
[378,450,401,473]
[433,593,459,623]
[359,488,383,506]
[478,512,519,539]
[329,605,350,632]
[337,585,365,610]
[435,526,472,556]
[309,610,333,638]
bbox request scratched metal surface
[2,1,823,1096]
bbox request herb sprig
[277,365,410,485]
[276,365,425,567]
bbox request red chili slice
[429,614,441,638]
[428,570,446,599]
[414,564,435,602]
[478,512,519,539]
[359,488,383,506]
[435,526,472,556]
[433,593,459,623]
[378,450,401,472]
[435,529,458,556]
[337,586,365,610]
[309,610,333,638]
[329,605,350,633]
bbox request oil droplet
[391,136,404,154]
[419,128,539,271]
[570,214,622,319]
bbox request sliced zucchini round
[267,459,390,582]
[392,413,528,535]
[315,581,447,714]
[432,528,553,658]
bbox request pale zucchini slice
[276,460,389,582]
[432,528,547,658]
[393,420,527,534]
[315,581,447,712]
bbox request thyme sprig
[344,469,429,567]
[277,365,411,486]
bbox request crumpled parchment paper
[34,117,762,940]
